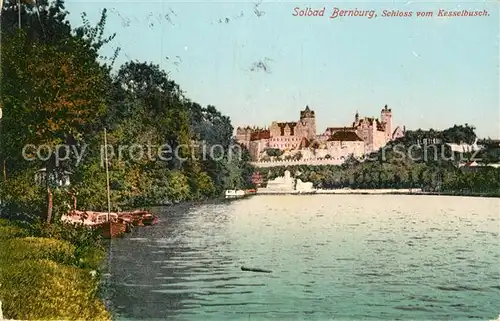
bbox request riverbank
[318,188,500,198]
[0,219,110,321]
[0,197,235,320]
[256,188,500,198]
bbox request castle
[236,105,405,161]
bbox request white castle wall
[261,170,295,191]
[251,158,347,168]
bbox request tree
[1,4,113,223]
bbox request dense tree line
[0,0,254,223]
[399,124,477,146]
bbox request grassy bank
[0,219,110,321]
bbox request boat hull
[61,209,158,238]
[96,221,127,239]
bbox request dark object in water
[241,266,272,273]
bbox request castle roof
[381,104,392,112]
[277,122,297,128]
[392,126,405,136]
[300,106,315,119]
[327,131,363,142]
[276,122,297,135]
[376,120,385,131]
[325,127,356,135]
[298,137,311,148]
[250,129,270,141]
[354,118,385,132]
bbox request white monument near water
[259,170,316,194]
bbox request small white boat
[61,211,119,227]
[225,189,245,199]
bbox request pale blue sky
[66,1,499,138]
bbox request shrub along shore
[0,219,110,321]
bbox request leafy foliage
[265,148,283,157]
[0,1,256,319]
[0,0,255,222]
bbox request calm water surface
[105,195,500,320]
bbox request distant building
[236,105,405,161]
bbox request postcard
[0,0,499,320]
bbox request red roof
[325,127,356,134]
[328,131,363,142]
[250,130,270,141]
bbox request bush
[0,219,28,239]
[0,170,46,222]
[26,221,106,269]
[29,221,103,251]
[0,259,110,321]
[0,237,76,265]
[265,148,283,157]
[77,245,106,270]
[0,225,28,240]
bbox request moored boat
[117,210,158,226]
[224,189,257,199]
[61,211,129,238]
[59,130,158,239]
[97,220,128,239]
[225,189,245,199]
[61,209,158,238]
[142,213,158,225]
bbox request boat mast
[17,0,20,29]
[104,128,111,222]
[103,128,113,311]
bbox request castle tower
[380,105,392,142]
[236,126,252,148]
[299,105,316,140]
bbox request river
[104,195,500,320]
